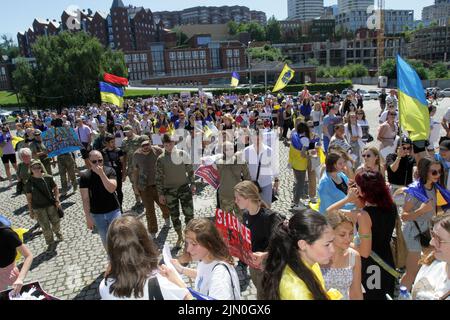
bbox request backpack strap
[211,263,237,300]
[147,276,164,300]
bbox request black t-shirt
[51,118,63,128]
[79,167,119,214]
[0,226,22,268]
[243,207,284,253]
[386,153,415,186]
[102,148,124,176]
[333,179,348,195]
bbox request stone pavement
[1,98,449,300]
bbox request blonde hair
[327,211,354,229]
[234,181,268,208]
[362,146,383,171]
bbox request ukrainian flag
[273,64,295,92]
[231,72,240,88]
[396,55,429,141]
[100,82,124,107]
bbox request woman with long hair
[99,215,190,300]
[326,170,397,300]
[344,112,363,168]
[168,218,241,300]
[355,146,385,179]
[400,158,450,290]
[234,181,284,299]
[412,213,450,300]
[262,209,340,300]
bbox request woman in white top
[168,218,241,300]
[311,102,323,139]
[321,211,363,300]
[344,112,364,168]
[412,213,450,300]
[99,215,190,300]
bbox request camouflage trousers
[164,184,194,232]
[140,185,170,234]
[34,205,62,245]
[57,154,77,191]
[218,195,243,222]
[41,158,52,176]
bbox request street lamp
[247,40,254,94]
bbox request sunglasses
[362,154,372,158]
[91,159,103,165]
[388,113,397,116]
[142,144,150,147]
[430,169,442,176]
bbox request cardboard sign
[259,113,272,120]
[180,92,191,101]
[0,282,59,300]
[152,134,163,146]
[215,208,258,269]
[41,127,82,158]
[195,165,220,190]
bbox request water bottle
[397,286,412,300]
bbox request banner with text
[195,165,220,190]
[215,208,258,269]
[42,127,82,158]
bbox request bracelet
[359,234,372,239]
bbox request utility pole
[247,40,254,94]
[264,54,268,93]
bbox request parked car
[10,110,26,117]
[441,88,450,97]
[366,90,380,100]
[0,109,12,123]
[340,89,353,100]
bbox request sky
[0,0,435,42]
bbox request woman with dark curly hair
[327,170,397,300]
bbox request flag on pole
[273,64,295,92]
[230,72,240,87]
[99,82,124,107]
[396,55,429,141]
[104,73,129,87]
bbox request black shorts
[412,140,427,154]
[80,143,91,159]
[1,153,17,165]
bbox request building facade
[279,19,335,42]
[153,6,267,29]
[337,0,373,14]
[407,25,450,62]
[422,0,450,26]
[287,0,324,21]
[336,9,415,34]
[0,62,13,91]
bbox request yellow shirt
[279,263,343,300]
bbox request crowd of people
[0,86,449,300]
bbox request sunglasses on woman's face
[430,169,442,176]
[362,154,372,158]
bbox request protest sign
[195,165,220,190]
[41,127,82,158]
[215,208,258,269]
[180,92,191,101]
[152,134,163,146]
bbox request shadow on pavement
[13,205,28,216]
[22,248,58,271]
[72,274,103,300]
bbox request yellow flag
[273,64,295,92]
[437,189,448,207]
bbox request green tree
[307,58,320,67]
[227,21,239,36]
[12,31,127,110]
[432,62,448,78]
[238,21,266,41]
[172,27,189,46]
[380,58,428,80]
[265,16,281,43]
[248,45,288,62]
[0,34,19,59]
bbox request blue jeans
[260,184,273,208]
[91,209,121,246]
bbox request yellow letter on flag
[273,64,295,92]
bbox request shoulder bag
[32,178,64,219]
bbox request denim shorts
[401,220,430,253]
[91,209,121,246]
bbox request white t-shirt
[195,260,241,300]
[412,260,450,300]
[140,119,152,134]
[99,273,188,300]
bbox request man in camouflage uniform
[216,141,251,221]
[58,151,77,196]
[122,125,148,210]
[29,129,53,175]
[156,134,195,248]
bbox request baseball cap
[401,136,412,145]
[141,140,151,147]
[123,125,133,132]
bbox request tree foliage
[432,62,448,79]
[0,34,19,59]
[380,58,429,80]
[237,21,266,41]
[12,31,127,109]
[227,21,239,36]
[317,64,368,78]
[265,16,281,43]
[248,45,289,63]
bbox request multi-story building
[336,9,414,35]
[153,6,267,29]
[18,0,171,57]
[279,19,335,42]
[322,5,338,18]
[422,0,450,26]
[287,0,324,21]
[338,0,373,14]
[407,25,450,62]
[273,29,405,70]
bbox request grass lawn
[124,89,195,97]
[0,91,19,106]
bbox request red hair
[355,170,394,211]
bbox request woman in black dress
[326,170,397,300]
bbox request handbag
[390,215,408,269]
[367,134,374,143]
[413,221,431,248]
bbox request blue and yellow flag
[231,72,240,88]
[100,82,124,107]
[396,55,429,141]
[273,64,295,92]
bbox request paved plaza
[1,96,449,300]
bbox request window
[141,53,147,61]
[169,52,176,60]
[177,51,183,59]
[192,51,198,59]
[199,51,206,59]
[226,49,233,58]
[234,49,240,57]
[185,51,191,59]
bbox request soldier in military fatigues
[216,141,251,221]
[156,134,195,248]
[57,152,77,195]
[29,129,53,175]
[121,125,148,210]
